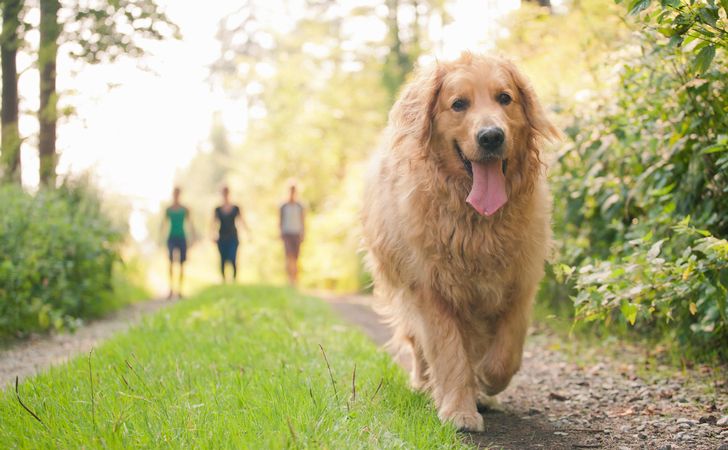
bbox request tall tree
[1,0,23,183]
[37,0,179,186]
[524,0,552,10]
[38,0,59,186]
[382,0,411,102]
[381,0,447,103]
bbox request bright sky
[18,0,527,241]
[22,1,245,204]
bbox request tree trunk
[525,0,552,8]
[39,0,60,186]
[383,0,411,103]
[1,0,23,183]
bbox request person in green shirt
[161,187,195,299]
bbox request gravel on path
[322,293,728,450]
[0,298,170,389]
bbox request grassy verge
[0,285,465,448]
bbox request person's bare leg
[167,261,174,299]
[292,255,299,285]
[178,263,185,298]
[221,257,227,283]
[286,255,295,285]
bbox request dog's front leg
[417,291,483,432]
[476,286,534,397]
[405,335,429,391]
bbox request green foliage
[537,0,728,360]
[625,0,728,72]
[571,219,728,358]
[0,285,464,448]
[66,0,181,64]
[0,180,135,339]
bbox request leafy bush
[0,180,127,338]
[544,0,728,360]
[570,219,727,354]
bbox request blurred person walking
[212,186,249,283]
[161,187,194,299]
[279,184,305,286]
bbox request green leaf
[629,0,652,15]
[661,0,680,6]
[651,183,676,196]
[697,6,719,27]
[701,143,728,154]
[692,45,716,74]
[621,302,639,325]
[668,34,684,47]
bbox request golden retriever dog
[361,53,559,432]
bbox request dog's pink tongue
[466,160,507,216]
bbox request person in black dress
[212,186,249,282]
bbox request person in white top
[279,184,305,286]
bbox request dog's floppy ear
[504,60,561,143]
[389,62,444,147]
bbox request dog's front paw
[409,372,428,392]
[439,409,484,432]
[476,392,504,412]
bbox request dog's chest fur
[399,178,549,315]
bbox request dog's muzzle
[455,140,508,177]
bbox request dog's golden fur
[362,53,559,431]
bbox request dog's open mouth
[454,140,508,216]
[455,141,473,177]
[454,140,508,177]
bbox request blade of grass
[88,349,97,430]
[351,363,357,403]
[370,378,384,402]
[14,376,48,430]
[318,344,339,402]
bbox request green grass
[0,285,465,449]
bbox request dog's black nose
[477,127,505,151]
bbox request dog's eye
[497,93,512,105]
[451,99,469,112]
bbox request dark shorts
[217,238,239,262]
[167,236,187,263]
[282,234,301,258]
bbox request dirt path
[322,293,728,450]
[0,298,169,389]
[1,291,725,449]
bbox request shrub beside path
[320,293,728,450]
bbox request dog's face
[434,57,527,178]
[392,54,558,216]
